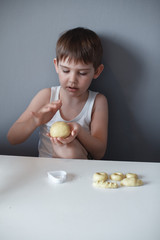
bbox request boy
[7,27,108,159]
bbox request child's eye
[79,72,87,76]
[63,70,69,73]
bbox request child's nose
[69,73,77,83]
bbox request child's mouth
[67,86,78,92]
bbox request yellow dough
[50,121,71,138]
[92,171,143,189]
[93,172,108,182]
[110,172,124,181]
[120,177,143,187]
[126,173,138,179]
[93,172,118,189]
[93,181,118,189]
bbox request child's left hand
[48,122,80,145]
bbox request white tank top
[38,86,98,157]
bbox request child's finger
[50,137,63,145]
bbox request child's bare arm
[7,88,62,145]
[76,94,108,159]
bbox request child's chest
[60,101,85,121]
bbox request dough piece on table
[120,177,143,187]
[93,172,108,182]
[110,172,124,181]
[93,181,118,189]
[125,173,138,179]
[50,121,71,138]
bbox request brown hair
[56,27,103,70]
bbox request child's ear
[53,58,59,73]
[93,64,104,79]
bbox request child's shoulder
[36,87,51,98]
[95,93,108,103]
[37,87,51,95]
[94,93,108,110]
[32,88,51,105]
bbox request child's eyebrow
[59,64,69,69]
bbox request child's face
[54,58,98,96]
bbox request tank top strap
[72,90,98,123]
[50,86,60,102]
[84,90,99,122]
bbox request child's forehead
[58,57,94,68]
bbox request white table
[0,155,160,240]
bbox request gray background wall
[0,0,160,161]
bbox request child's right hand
[31,100,62,127]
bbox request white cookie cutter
[48,170,67,184]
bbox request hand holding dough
[50,121,71,138]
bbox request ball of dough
[120,177,143,187]
[93,172,108,182]
[110,172,124,181]
[126,173,138,179]
[50,121,71,138]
